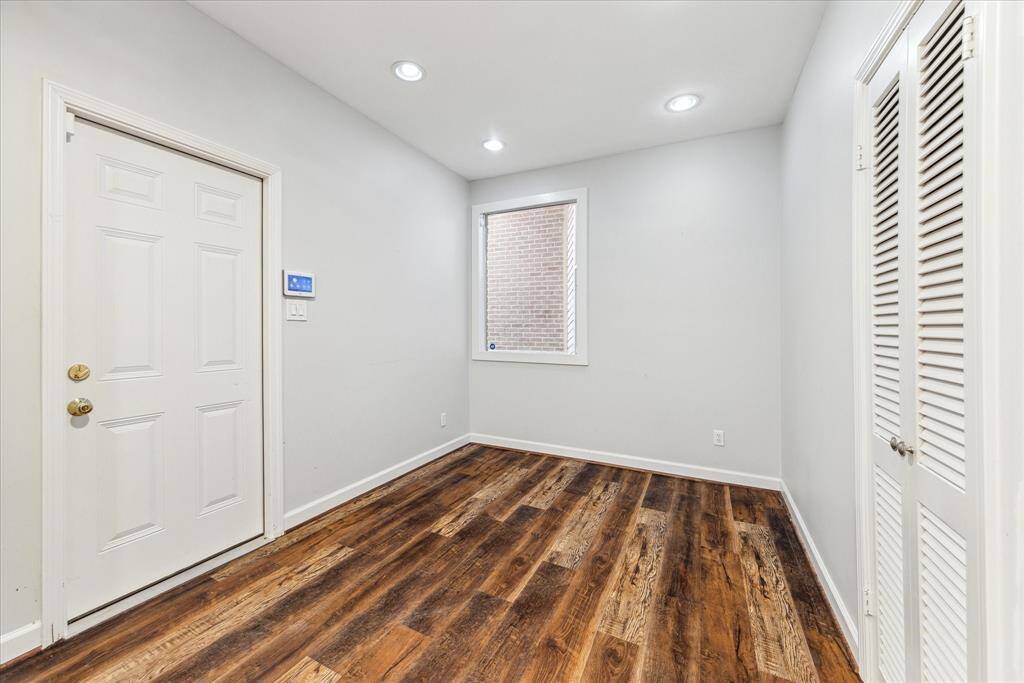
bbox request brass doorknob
[67,398,93,416]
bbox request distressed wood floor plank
[736,520,819,683]
[93,543,356,681]
[3,446,859,683]
[333,624,425,681]
[640,485,702,683]
[545,478,621,569]
[464,560,573,682]
[482,455,558,521]
[767,507,861,681]
[313,507,538,672]
[729,484,785,527]
[640,473,675,512]
[224,516,498,681]
[153,502,461,681]
[597,508,668,644]
[275,656,341,683]
[523,470,649,682]
[699,545,760,681]
[403,505,541,636]
[478,464,600,601]
[580,631,639,683]
[519,459,585,508]
[429,464,531,536]
[398,591,511,681]
[476,494,582,601]
[212,444,484,582]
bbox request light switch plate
[286,300,308,322]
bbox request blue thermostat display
[283,270,315,298]
[288,274,312,292]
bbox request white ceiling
[190,1,824,180]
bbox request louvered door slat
[871,75,903,442]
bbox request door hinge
[962,15,976,61]
[864,586,874,616]
[855,144,866,171]
[64,112,76,141]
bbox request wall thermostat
[283,270,315,297]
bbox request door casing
[40,80,284,646]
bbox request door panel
[64,119,263,619]
[867,30,912,683]
[907,2,976,680]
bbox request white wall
[469,126,783,483]
[779,0,899,631]
[0,0,469,640]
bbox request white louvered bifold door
[863,2,982,681]
[907,1,980,681]
[866,35,913,683]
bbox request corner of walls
[777,0,902,666]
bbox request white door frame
[851,2,1013,678]
[40,80,284,646]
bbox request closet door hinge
[855,144,866,172]
[962,15,976,61]
[864,586,874,616]
[64,112,76,141]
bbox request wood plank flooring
[2,444,860,682]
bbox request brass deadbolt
[68,363,91,382]
[67,398,93,417]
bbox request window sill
[471,350,588,366]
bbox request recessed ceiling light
[392,60,424,82]
[482,138,505,152]
[665,94,701,113]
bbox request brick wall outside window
[485,203,572,352]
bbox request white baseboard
[1,620,40,665]
[468,433,781,491]
[283,433,472,529]
[779,480,860,654]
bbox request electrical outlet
[440,412,447,428]
[713,429,725,447]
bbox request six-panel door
[64,119,263,619]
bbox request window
[472,188,587,365]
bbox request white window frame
[471,188,588,366]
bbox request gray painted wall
[1,0,469,636]
[779,0,899,624]
[469,126,783,481]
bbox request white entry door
[864,1,981,681]
[63,118,264,619]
